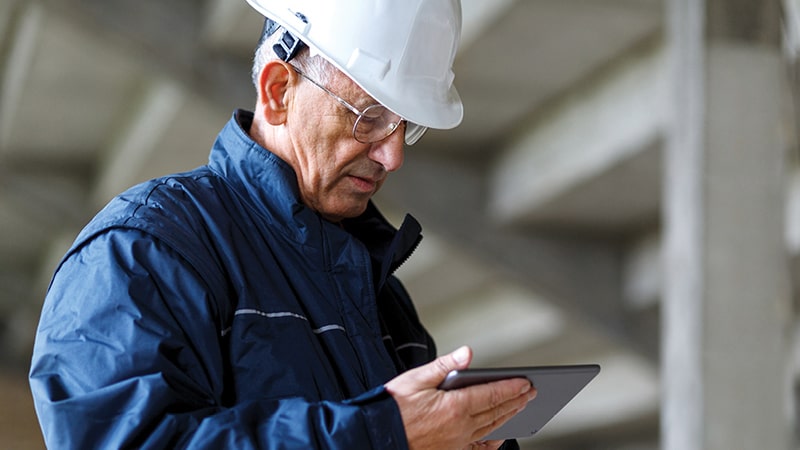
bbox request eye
[357,115,378,131]
[361,105,385,119]
[353,105,403,143]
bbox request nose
[368,128,405,172]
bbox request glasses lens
[354,105,403,143]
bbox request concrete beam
[0,267,32,313]
[44,0,255,111]
[489,43,668,233]
[394,233,498,310]
[786,0,800,58]
[0,162,90,279]
[787,0,800,160]
[0,162,90,228]
[622,230,662,310]
[92,79,185,207]
[0,2,42,151]
[202,0,265,57]
[424,281,566,367]
[459,0,518,51]
[662,1,792,449]
[786,169,800,255]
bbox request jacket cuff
[347,385,409,450]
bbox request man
[29,0,536,448]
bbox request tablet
[438,364,600,440]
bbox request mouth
[348,175,379,193]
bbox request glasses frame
[291,66,418,145]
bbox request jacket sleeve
[29,229,408,450]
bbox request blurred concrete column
[663,0,793,449]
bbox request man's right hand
[384,346,537,450]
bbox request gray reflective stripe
[235,309,307,321]
[395,342,429,351]
[231,309,346,335]
[384,335,429,352]
[312,324,346,334]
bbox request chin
[322,203,369,223]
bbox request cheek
[302,118,359,174]
[292,127,354,200]
[290,113,339,171]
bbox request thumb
[385,346,473,396]
[423,345,473,386]
[448,345,473,370]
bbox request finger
[470,399,530,443]
[460,377,533,416]
[472,389,536,437]
[467,383,536,433]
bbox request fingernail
[453,346,470,364]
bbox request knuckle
[488,386,502,409]
[492,401,504,423]
[433,357,452,377]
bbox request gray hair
[251,24,333,91]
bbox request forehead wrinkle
[330,72,381,111]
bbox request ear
[257,60,295,125]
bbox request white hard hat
[244,0,464,131]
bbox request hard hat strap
[273,28,305,62]
[260,13,308,63]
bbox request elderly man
[29,1,535,448]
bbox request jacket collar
[210,109,333,247]
[342,203,422,292]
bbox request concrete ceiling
[3,0,759,447]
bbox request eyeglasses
[291,66,425,145]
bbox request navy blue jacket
[29,110,437,449]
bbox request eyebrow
[345,88,380,111]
